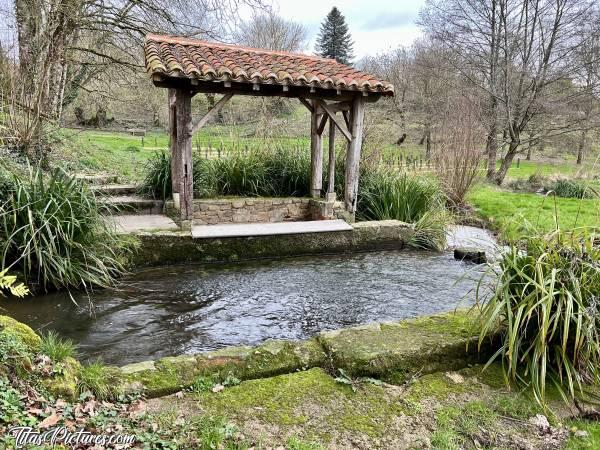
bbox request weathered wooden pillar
[327,118,336,200]
[310,99,323,198]
[344,96,365,213]
[168,89,179,208]
[175,89,193,229]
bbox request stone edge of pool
[1,310,498,400]
[130,219,415,267]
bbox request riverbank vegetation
[0,165,132,293]
[477,228,600,406]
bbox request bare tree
[236,11,307,52]
[572,5,600,164]
[421,0,593,185]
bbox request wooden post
[327,118,336,199]
[310,99,323,198]
[175,89,193,228]
[168,88,179,208]
[344,96,365,214]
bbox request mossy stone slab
[120,338,326,398]
[318,311,485,381]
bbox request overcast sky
[267,0,426,58]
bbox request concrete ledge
[117,310,494,398]
[131,219,414,267]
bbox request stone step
[75,174,119,185]
[91,184,139,196]
[109,214,178,233]
[101,195,164,215]
[192,219,353,239]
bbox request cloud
[361,12,417,30]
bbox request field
[54,126,599,241]
[468,185,599,240]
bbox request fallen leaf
[39,412,61,429]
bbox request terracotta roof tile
[145,34,394,96]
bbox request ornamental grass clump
[477,228,600,406]
[0,166,130,293]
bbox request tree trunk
[577,129,588,165]
[494,141,519,185]
[424,123,432,160]
[486,121,498,180]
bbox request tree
[237,12,306,52]
[421,0,592,185]
[315,7,354,65]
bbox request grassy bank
[469,184,599,240]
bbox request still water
[3,248,488,366]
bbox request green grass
[59,127,310,181]
[469,185,599,240]
[502,159,591,179]
[565,419,600,449]
[40,331,77,361]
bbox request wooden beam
[344,96,365,214]
[310,99,324,198]
[168,89,179,204]
[298,97,313,113]
[175,89,194,225]
[191,93,233,134]
[319,101,352,142]
[317,114,328,136]
[342,110,351,130]
[316,101,351,114]
[327,119,336,195]
[153,77,388,103]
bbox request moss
[318,311,487,379]
[192,368,405,442]
[42,357,81,400]
[404,372,468,403]
[0,315,41,350]
[120,339,327,398]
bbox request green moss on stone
[120,339,327,398]
[318,311,485,380]
[192,368,405,441]
[0,315,41,350]
[42,357,81,400]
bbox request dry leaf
[39,412,61,429]
[211,384,224,393]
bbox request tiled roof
[145,34,394,96]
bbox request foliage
[0,165,130,292]
[77,362,121,401]
[314,7,354,65]
[476,229,600,406]
[40,331,77,362]
[357,170,444,223]
[0,269,29,298]
[410,209,452,251]
[548,179,596,199]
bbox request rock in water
[454,247,487,264]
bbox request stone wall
[166,197,349,225]
[133,220,414,267]
[193,198,312,225]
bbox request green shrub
[78,362,121,400]
[40,330,77,361]
[0,269,29,298]
[0,165,130,292]
[477,229,600,406]
[357,170,444,223]
[139,151,172,199]
[548,179,595,199]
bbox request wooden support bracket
[319,101,352,142]
[191,93,233,134]
[298,97,313,113]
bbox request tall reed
[477,228,600,406]
[0,166,130,292]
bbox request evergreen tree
[315,7,355,65]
